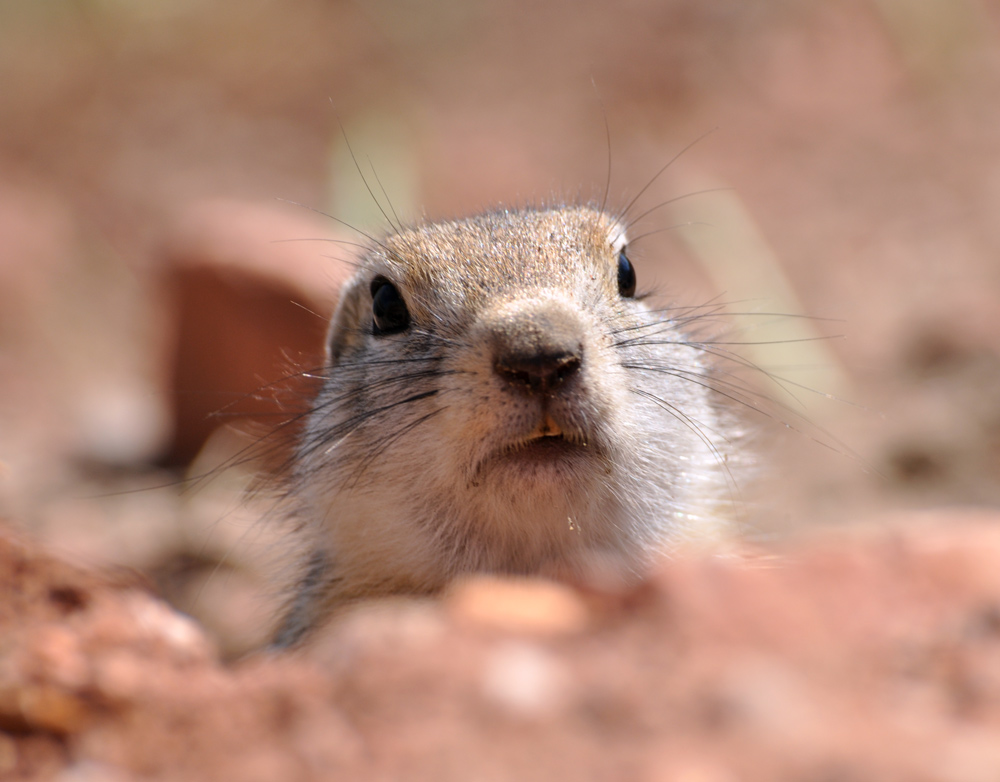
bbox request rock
[162,198,350,464]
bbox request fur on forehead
[360,206,628,302]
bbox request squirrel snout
[494,345,582,394]
[488,300,585,395]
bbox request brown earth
[5,514,1000,781]
[3,0,1000,777]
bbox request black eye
[370,276,410,335]
[617,250,636,298]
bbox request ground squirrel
[272,204,746,647]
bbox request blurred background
[2,0,1000,655]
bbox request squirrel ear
[325,275,368,365]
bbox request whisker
[270,237,371,254]
[616,127,719,224]
[626,221,714,246]
[338,124,398,234]
[369,156,403,230]
[343,407,446,490]
[275,197,408,270]
[626,187,734,229]
[629,386,741,506]
[298,388,440,461]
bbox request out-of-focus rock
[7,511,1000,780]
[446,576,591,636]
[162,198,351,465]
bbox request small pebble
[446,576,589,636]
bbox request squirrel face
[278,205,738,645]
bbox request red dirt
[5,514,1000,781]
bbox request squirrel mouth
[508,415,584,454]
[474,415,593,480]
[507,433,578,457]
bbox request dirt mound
[4,512,1000,781]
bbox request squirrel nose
[494,346,582,394]
[490,303,584,395]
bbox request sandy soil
[6,514,1000,780]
